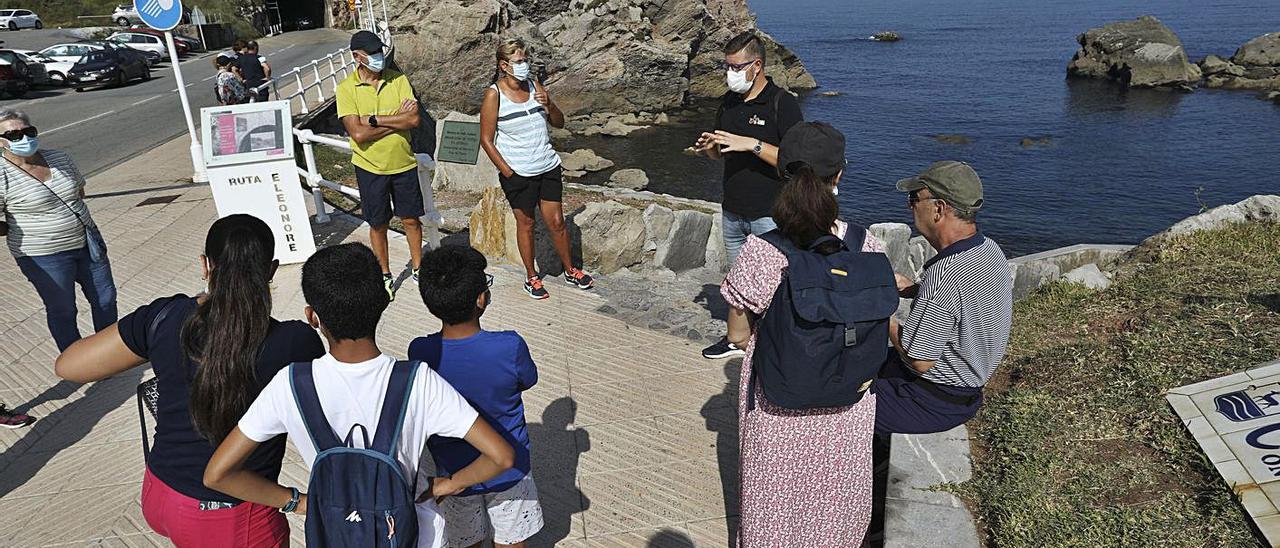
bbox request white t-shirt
[239,353,479,548]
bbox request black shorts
[354,165,424,227]
[499,166,563,213]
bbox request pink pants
[141,468,290,548]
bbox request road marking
[44,110,117,135]
[202,74,216,82]
[131,94,164,107]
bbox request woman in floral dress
[721,122,880,547]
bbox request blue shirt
[407,330,537,494]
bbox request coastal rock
[549,127,573,140]
[608,168,650,190]
[872,31,902,42]
[656,210,712,272]
[1011,259,1062,300]
[431,111,499,193]
[1156,194,1280,240]
[469,186,517,261]
[559,149,615,172]
[869,222,913,275]
[1066,16,1202,89]
[1020,136,1053,147]
[599,118,645,137]
[1062,263,1111,291]
[1269,91,1280,104]
[643,203,676,254]
[563,169,587,179]
[706,212,729,273]
[574,200,646,273]
[906,236,937,275]
[393,0,816,116]
[1200,54,1246,77]
[655,112,669,125]
[932,134,972,145]
[1232,32,1280,67]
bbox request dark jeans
[871,354,983,435]
[15,246,118,351]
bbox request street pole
[165,31,208,183]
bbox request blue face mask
[7,136,38,157]
[510,62,530,81]
[363,52,385,72]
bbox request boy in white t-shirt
[204,243,515,547]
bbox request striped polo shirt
[901,231,1014,388]
[1,149,94,258]
[492,82,560,177]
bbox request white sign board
[200,101,316,264]
[1168,359,1280,545]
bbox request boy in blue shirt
[409,245,543,548]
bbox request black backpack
[749,227,899,410]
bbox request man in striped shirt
[873,161,1013,434]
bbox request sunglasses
[485,273,494,287]
[1,126,37,142]
[907,190,943,209]
[721,59,759,71]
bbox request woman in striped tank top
[480,39,594,300]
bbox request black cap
[777,122,847,179]
[350,31,384,54]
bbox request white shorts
[440,474,544,547]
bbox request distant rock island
[1066,15,1201,90]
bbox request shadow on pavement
[694,283,729,322]
[647,528,695,547]
[527,396,589,546]
[0,370,144,499]
[700,359,740,548]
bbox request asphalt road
[2,28,351,176]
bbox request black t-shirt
[119,294,325,502]
[715,78,804,219]
[235,53,266,84]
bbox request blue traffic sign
[134,0,183,31]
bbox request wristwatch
[368,115,379,128]
[752,140,763,155]
[279,487,300,514]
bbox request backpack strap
[843,224,867,253]
[289,361,344,452]
[370,360,421,457]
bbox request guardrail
[251,48,356,114]
[293,128,442,248]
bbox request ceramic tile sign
[1168,360,1280,545]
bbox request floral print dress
[721,220,881,547]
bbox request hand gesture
[693,132,717,154]
[533,84,549,107]
[895,273,919,298]
[710,130,756,153]
[417,476,463,504]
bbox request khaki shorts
[440,474,544,547]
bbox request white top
[491,82,561,177]
[0,149,94,258]
[239,353,480,548]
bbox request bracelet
[279,487,300,514]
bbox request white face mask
[510,62,530,81]
[726,66,754,94]
[832,185,840,197]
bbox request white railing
[251,49,356,114]
[293,128,442,248]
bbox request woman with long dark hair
[55,214,324,547]
[479,38,593,300]
[720,122,882,546]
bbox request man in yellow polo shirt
[337,30,422,300]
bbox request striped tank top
[492,81,561,177]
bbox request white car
[0,9,41,30]
[112,5,140,27]
[10,50,57,86]
[107,32,166,57]
[38,43,99,65]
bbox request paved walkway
[0,136,739,547]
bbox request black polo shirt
[235,53,267,85]
[714,77,803,218]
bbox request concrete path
[0,135,739,547]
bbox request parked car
[9,50,51,86]
[107,32,183,58]
[39,43,98,65]
[79,39,160,66]
[128,25,203,52]
[0,49,31,98]
[0,9,41,31]
[68,48,149,91]
[112,5,140,27]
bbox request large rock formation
[1201,33,1280,93]
[388,0,816,115]
[574,200,647,273]
[1066,16,1201,89]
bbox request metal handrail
[251,49,355,114]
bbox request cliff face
[386,0,817,115]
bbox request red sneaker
[564,267,594,289]
[524,275,550,300]
[0,405,36,429]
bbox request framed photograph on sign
[200,101,294,167]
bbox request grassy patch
[962,222,1280,547]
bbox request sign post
[199,101,317,264]
[135,0,208,183]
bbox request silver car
[0,9,41,30]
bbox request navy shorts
[355,165,424,227]
[499,165,563,213]
[871,354,983,435]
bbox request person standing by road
[337,30,425,301]
[480,39,593,300]
[0,108,117,431]
[694,31,803,359]
[214,56,248,105]
[235,41,271,102]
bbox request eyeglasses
[485,273,494,288]
[721,59,759,71]
[0,126,37,142]
[907,191,943,209]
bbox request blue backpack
[290,360,421,548]
[751,228,899,410]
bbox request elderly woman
[0,108,117,427]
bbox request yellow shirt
[335,69,417,175]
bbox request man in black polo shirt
[694,31,803,359]
[235,41,271,102]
